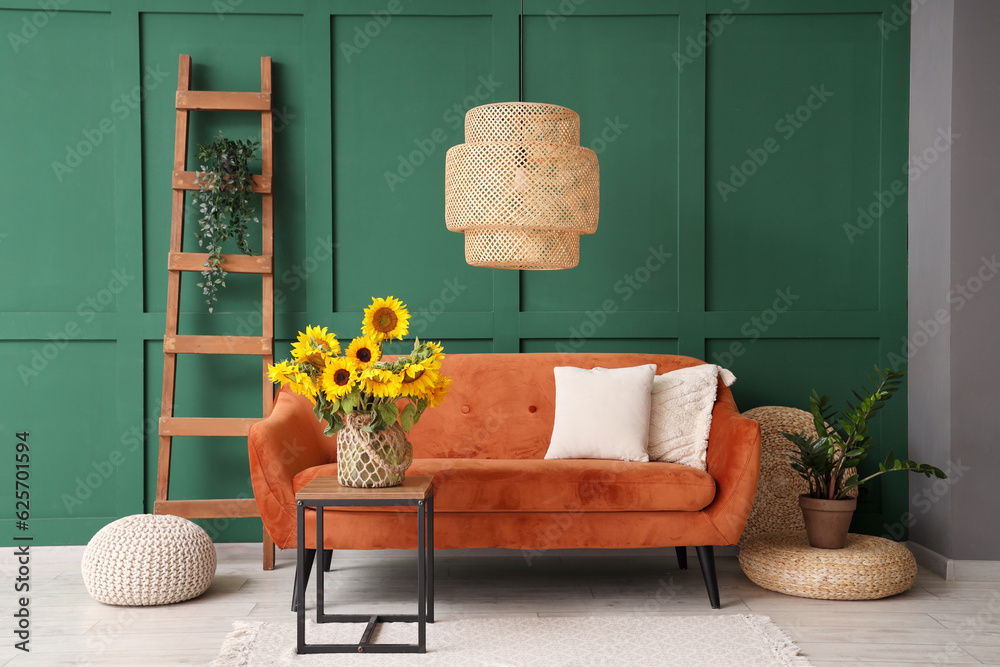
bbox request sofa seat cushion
[293,458,717,513]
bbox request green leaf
[323,413,344,436]
[400,403,418,433]
[378,401,399,426]
[342,391,360,414]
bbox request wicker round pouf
[82,514,217,606]
[739,531,917,600]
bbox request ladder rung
[173,170,271,193]
[159,417,261,437]
[155,498,260,519]
[176,90,271,111]
[164,335,272,355]
[168,252,272,274]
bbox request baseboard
[906,541,953,579]
[906,541,1000,581]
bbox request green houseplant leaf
[783,367,946,501]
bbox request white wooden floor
[2,543,999,666]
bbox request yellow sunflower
[291,325,341,367]
[345,336,382,369]
[320,357,358,401]
[287,369,319,403]
[424,350,445,370]
[267,360,298,385]
[400,363,439,399]
[425,374,452,408]
[362,296,410,342]
[412,340,444,369]
[361,367,404,398]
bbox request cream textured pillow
[646,364,737,470]
[544,364,657,462]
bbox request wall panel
[332,13,498,314]
[520,14,681,314]
[0,10,116,312]
[705,13,883,312]
[0,341,121,537]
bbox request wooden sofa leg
[263,530,275,571]
[695,546,721,609]
[291,548,317,612]
[674,546,687,570]
[322,549,333,572]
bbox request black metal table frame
[295,489,434,654]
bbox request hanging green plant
[192,131,261,313]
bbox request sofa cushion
[545,364,657,462]
[293,459,717,513]
[647,364,737,470]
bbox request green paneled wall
[333,13,497,313]
[705,12,883,312]
[521,13,681,314]
[0,0,910,545]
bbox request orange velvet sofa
[248,353,761,608]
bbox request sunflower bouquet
[267,296,451,437]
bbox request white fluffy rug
[211,615,813,666]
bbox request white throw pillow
[646,364,737,470]
[544,364,657,462]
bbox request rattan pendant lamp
[444,5,600,270]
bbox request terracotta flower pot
[798,495,857,549]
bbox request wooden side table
[294,475,434,654]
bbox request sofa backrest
[410,353,712,459]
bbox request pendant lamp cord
[518,0,524,103]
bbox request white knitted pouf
[82,514,217,606]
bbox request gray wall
[909,0,1000,561]
[908,0,954,557]
[947,0,1000,561]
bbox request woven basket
[337,412,413,488]
[445,102,599,270]
[740,406,856,541]
[739,531,917,600]
[82,514,216,606]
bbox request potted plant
[783,366,946,549]
[267,296,451,488]
[192,132,261,313]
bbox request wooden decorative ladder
[156,54,276,569]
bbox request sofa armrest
[248,386,330,548]
[704,383,762,544]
